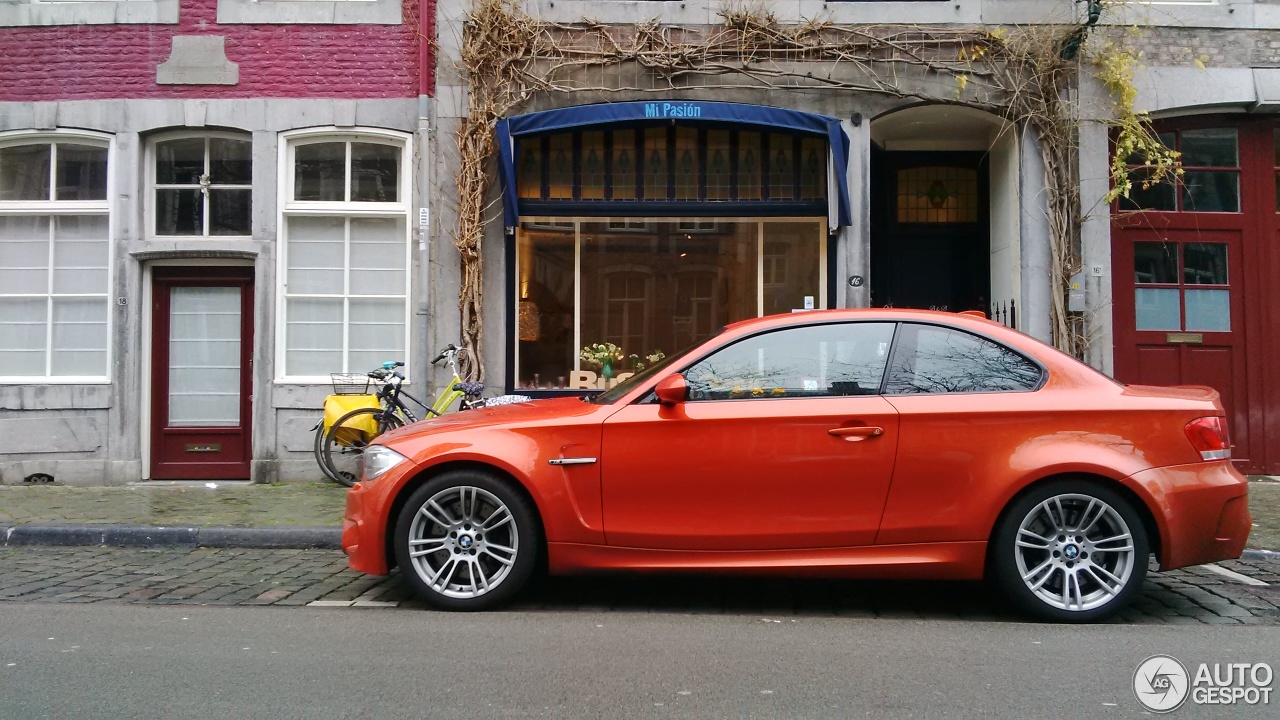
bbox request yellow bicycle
[314,345,484,486]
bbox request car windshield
[586,333,720,405]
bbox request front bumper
[1126,461,1251,570]
[343,481,390,576]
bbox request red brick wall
[0,0,425,102]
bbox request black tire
[312,421,344,484]
[991,479,1149,623]
[394,470,540,610]
[320,407,403,488]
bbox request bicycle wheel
[312,421,344,484]
[320,408,404,488]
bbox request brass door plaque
[1165,332,1204,345]
[184,444,222,453]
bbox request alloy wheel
[405,485,520,599]
[1012,493,1137,612]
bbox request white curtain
[0,214,108,377]
[168,286,241,426]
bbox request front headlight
[362,445,407,482]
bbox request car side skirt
[547,541,989,580]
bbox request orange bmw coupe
[342,309,1251,621]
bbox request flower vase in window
[580,343,623,382]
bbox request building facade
[4,0,1280,483]
[423,0,1280,475]
[0,0,431,483]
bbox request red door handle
[828,426,884,440]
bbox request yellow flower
[771,387,786,396]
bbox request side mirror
[654,374,688,406]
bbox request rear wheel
[992,480,1149,622]
[394,470,539,610]
[320,407,403,487]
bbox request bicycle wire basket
[329,372,373,395]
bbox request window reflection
[515,218,826,390]
[685,323,895,400]
[884,324,1041,394]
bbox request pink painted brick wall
[0,0,425,102]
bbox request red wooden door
[150,267,254,479]
[1112,120,1273,473]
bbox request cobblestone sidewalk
[1,481,1277,550]
[0,483,347,528]
[0,546,1277,625]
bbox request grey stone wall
[0,97,420,485]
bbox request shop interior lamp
[518,299,541,342]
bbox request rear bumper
[343,482,390,576]
[1125,461,1251,570]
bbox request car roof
[723,308,1004,332]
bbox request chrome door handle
[828,426,884,440]
[548,457,597,465]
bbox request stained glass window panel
[799,138,826,201]
[517,142,541,199]
[705,130,731,201]
[580,131,605,200]
[674,127,699,201]
[611,130,637,200]
[737,132,761,200]
[643,128,667,200]
[896,166,979,223]
[547,134,573,200]
[767,134,795,200]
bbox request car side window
[883,323,1042,395]
[684,323,896,401]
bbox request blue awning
[496,101,852,229]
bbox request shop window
[515,218,825,391]
[151,134,252,237]
[895,166,979,223]
[1120,128,1239,213]
[1133,241,1230,332]
[515,126,825,206]
[279,132,410,380]
[0,134,111,380]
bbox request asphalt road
[2,603,1278,719]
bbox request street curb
[1241,548,1280,562]
[0,524,340,550]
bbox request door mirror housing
[654,374,688,406]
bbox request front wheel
[320,407,403,487]
[394,471,539,610]
[991,480,1149,622]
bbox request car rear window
[883,323,1043,394]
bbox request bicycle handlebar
[430,344,459,365]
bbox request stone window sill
[0,0,178,27]
[216,0,403,25]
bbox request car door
[600,321,901,550]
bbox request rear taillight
[1185,416,1231,461]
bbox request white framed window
[149,132,252,238]
[1,0,178,28]
[0,131,112,382]
[277,129,411,382]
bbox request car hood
[377,396,603,443]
